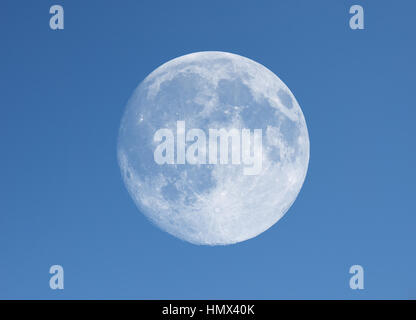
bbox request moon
[117,51,309,245]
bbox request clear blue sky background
[0,0,415,299]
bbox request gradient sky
[0,0,415,299]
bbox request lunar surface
[117,51,309,245]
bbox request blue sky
[0,0,415,299]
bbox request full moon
[117,51,309,245]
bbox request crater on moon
[117,51,310,245]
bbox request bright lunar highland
[117,51,310,245]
